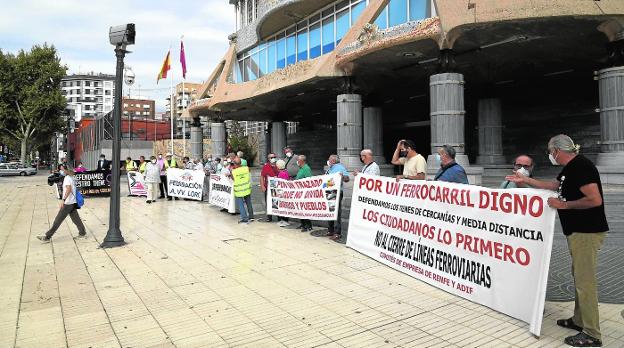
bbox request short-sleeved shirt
[327,163,349,176]
[295,164,312,179]
[434,162,469,184]
[556,155,609,235]
[63,176,77,205]
[361,162,380,176]
[261,163,279,179]
[399,154,427,178]
[278,170,290,180]
[241,158,248,167]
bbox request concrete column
[190,122,203,160]
[596,66,624,184]
[210,121,226,159]
[363,107,386,164]
[337,94,362,170]
[476,98,506,165]
[271,121,286,155]
[427,72,483,184]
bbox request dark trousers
[159,175,167,197]
[300,219,312,229]
[328,194,343,235]
[46,204,86,239]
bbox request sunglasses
[513,164,531,169]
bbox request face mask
[435,154,441,163]
[286,152,293,158]
[151,159,157,164]
[327,160,331,167]
[100,157,105,161]
[359,157,364,163]
[399,150,407,157]
[549,152,558,166]
[158,155,162,159]
[270,158,277,164]
[59,170,66,176]
[516,167,530,177]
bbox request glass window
[409,0,427,21]
[336,0,349,11]
[389,0,407,27]
[243,57,250,82]
[267,40,276,74]
[297,29,308,62]
[351,0,366,24]
[258,47,266,76]
[374,5,388,29]
[309,22,321,59]
[335,9,349,45]
[286,31,296,65]
[322,16,335,54]
[276,35,286,68]
[322,7,334,18]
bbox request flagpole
[181,36,186,159]
[170,58,174,156]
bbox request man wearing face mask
[97,154,110,171]
[144,156,161,204]
[164,153,179,200]
[157,153,167,199]
[500,155,534,189]
[260,153,279,222]
[295,155,314,231]
[433,145,469,184]
[506,134,608,348]
[391,139,427,181]
[283,146,300,179]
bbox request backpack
[76,186,85,208]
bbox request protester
[283,146,300,179]
[260,153,279,222]
[500,155,534,189]
[183,156,193,170]
[144,156,160,204]
[97,154,110,171]
[37,165,87,242]
[354,149,380,176]
[221,157,232,176]
[433,145,469,184]
[325,154,350,241]
[193,158,204,171]
[506,134,608,347]
[74,162,87,173]
[214,158,223,174]
[164,153,179,200]
[125,157,137,173]
[295,155,314,231]
[231,158,254,224]
[157,153,167,199]
[237,151,248,166]
[204,156,216,174]
[138,156,147,174]
[391,139,426,180]
[275,159,291,227]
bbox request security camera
[124,66,135,85]
[109,23,135,46]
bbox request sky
[0,0,236,111]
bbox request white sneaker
[277,221,286,227]
[280,221,291,227]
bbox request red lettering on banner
[455,231,531,266]
[478,191,544,217]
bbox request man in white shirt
[391,139,427,180]
[353,149,380,176]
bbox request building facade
[189,0,624,184]
[123,97,156,120]
[61,73,115,119]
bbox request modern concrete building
[189,0,624,184]
[123,97,156,120]
[61,73,115,120]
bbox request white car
[0,163,38,176]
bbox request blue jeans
[236,195,254,222]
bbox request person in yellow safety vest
[125,157,137,172]
[138,156,147,174]
[231,158,254,223]
[164,153,179,200]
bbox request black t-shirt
[556,155,609,235]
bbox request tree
[227,121,257,166]
[0,44,67,164]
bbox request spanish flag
[156,50,171,84]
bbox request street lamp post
[101,23,135,249]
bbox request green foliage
[0,44,67,163]
[227,121,257,166]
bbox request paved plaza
[0,174,623,348]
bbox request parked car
[0,163,38,176]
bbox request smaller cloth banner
[166,168,205,201]
[267,174,342,220]
[127,171,147,197]
[209,174,236,213]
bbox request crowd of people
[39,134,609,347]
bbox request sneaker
[238,220,248,224]
[37,235,51,243]
[74,234,87,240]
[280,221,291,228]
[249,218,255,222]
[302,227,313,232]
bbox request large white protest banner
[209,174,236,213]
[166,168,205,201]
[127,171,147,197]
[347,174,557,336]
[267,174,342,220]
